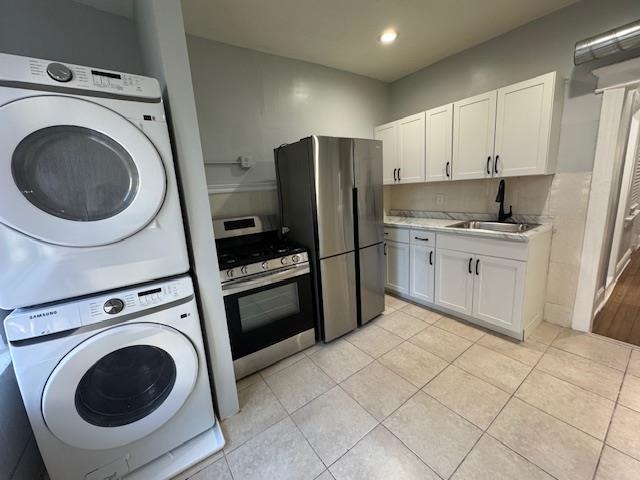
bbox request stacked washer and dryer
[0,53,223,480]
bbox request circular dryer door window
[0,96,166,247]
[42,323,198,451]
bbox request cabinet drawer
[384,227,409,243]
[410,230,435,246]
[437,233,528,261]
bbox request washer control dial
[103,298,124,315]
[46,62,73,82]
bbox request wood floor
[593,249,640,346]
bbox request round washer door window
[42,324,198,450]
[0,96,166,247]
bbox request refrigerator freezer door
[359,243,385,325]
[320,251,357,341]
[313,136,355,259]
[354,139,384,248]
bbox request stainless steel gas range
[214,215,316,379]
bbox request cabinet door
[410,243,435,304]
[434,248,474,315]
[374,122,398,185]
[398,112,425,183]
[494,72,556,177]
[386,240,410,295]
[452,91,497,180]
[425,104,453,182]
[472,255,525,333]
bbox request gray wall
[0,0,142,74]
[187,35,390,218]
[390,0,640,174]
[0,1,143,478]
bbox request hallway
[593,249,640,346]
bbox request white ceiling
[74,0,578,82]
[182,0,578,82]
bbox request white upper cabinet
[374,121,399,185]
[425,104,453,182]
[494,72,558,177]
[452,90,497,181]
[375,71,560,184]
[398,112,426,183]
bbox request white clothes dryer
[0,53,189,309]
[5,275,224,480]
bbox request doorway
[590,89,640,345]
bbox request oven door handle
[221,264,310,296]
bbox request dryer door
[41,323,198,450]
[0,95,166,247]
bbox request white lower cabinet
[386,227,551,340]
[434,248,474,315]
[410,243,435,304]
[385,240,410,295]
[472,255,525,331]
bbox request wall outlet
[436,194,445,206]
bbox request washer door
[0,95,166,247]
[42,323,198,450]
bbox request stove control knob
[103,298,124,315]
[281,257,288,265]
[261,261,269,270]
[241,266,248,274]
[292,254,301,263]
[227,269,235,278]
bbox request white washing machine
[0,53,189,309]
[5,275,224,480]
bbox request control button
[227,269,235,278]
[241,266,248,274]
[103,298,125,315]
[281,257,289,265]
[261,261,269,270]
[292,254,300,263]
[46,62,73,82]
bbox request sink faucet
[496,179,512,222]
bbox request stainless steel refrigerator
[275,136,385,342]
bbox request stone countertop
[384,215,552,243]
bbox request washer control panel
[5,276,193,342]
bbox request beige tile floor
[180,295,640,480]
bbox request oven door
[222,264,315,359]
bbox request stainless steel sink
[447,221,540,233]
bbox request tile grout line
[589,345,633,480]
[535,346,626,403]
[259,366,331,474]
[447,336,559,480]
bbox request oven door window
[238,283,300,333]
[224,272,315,359]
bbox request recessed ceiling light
[379,29,398,45]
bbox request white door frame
[572,57,640,332]
[608,100,640,286]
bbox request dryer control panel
[0,52,161,101]
[4,276,193,342]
